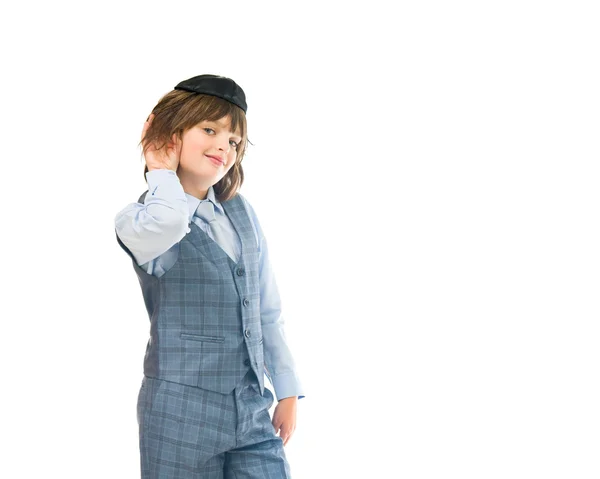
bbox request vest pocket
[180,332,225,343]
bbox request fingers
[141,114,180,171]
[272,419,293,446]
[141,113,154,142]
[144,113,153,129]
[170,133,182,160]
[168,133,177,154]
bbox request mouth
[206,155,224,166]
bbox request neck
[178,171,211,200]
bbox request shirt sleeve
[242,197,305,401]
[114,169,190,266]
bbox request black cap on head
[174,74,247,113]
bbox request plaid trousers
[137,368,291,478]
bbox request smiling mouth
[206,155,223,165]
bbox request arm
[114,169,190,266]
[242,197,305,402]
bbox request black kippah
[174,74,247,113]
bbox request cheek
[182,132,204,150]
[178,143,189,162]
[186,138,202,151]
[180,138,202,159]
[224,157,236,171]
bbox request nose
[216,134,231,152]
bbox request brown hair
[139,89,251,202]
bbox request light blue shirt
[114,169,304,401]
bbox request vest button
[243,298,250,307]
[245,329,251,338]
[244,359,251,366]
[237,268,245,276]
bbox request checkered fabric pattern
[137,369,291,477]
[116,190,265,396]
[117,190,292,477]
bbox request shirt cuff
[144,169,185,200]
[268,370,305,402]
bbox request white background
[2,1,599,477]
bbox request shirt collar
[184,185,224,224]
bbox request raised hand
[141,113,182,172]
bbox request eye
[203,127,239,149]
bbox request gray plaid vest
[115,190,265,396]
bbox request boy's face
[177,115,242,196]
